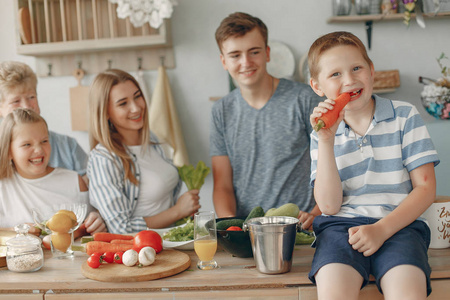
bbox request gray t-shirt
[210,79,321,217]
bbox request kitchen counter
[1,245,450,299]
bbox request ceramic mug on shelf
[423,196,450,249]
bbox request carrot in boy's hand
[314,93,351,132]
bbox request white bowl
[149,224,194,250]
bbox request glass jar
[332,0,352,15]
[6,224,44,273]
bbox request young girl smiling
[0,108,102,235]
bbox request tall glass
[194,211,218,270]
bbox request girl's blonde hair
[0,61,38,103]
[0,108,48,179]
[89,69,150,185]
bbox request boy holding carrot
[308,31,439,299]
[210,12,322,227]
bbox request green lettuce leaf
[178,161,210,191]
[175,161,211,225]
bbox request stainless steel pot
[244,216,299,274]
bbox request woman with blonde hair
[88,69,200,234]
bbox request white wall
[1,0,450,210]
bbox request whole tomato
[114,251,124,264]
[87,253,102,268]
[102,251,115,263]
[133,230,163,253]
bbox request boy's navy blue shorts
[308,216,431,296]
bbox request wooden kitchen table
[0,245,450,299]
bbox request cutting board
[0,231,15,268]
[70,69,90,131]
[0,252,5,268]
[81,249,191,282]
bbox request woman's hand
[83,211,107,234]
[310,99,345,140]
[175,189,201,218]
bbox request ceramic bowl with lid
[6,224,44,272]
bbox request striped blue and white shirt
[310,95,440,219]
[87,132,181,234]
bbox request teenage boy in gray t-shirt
[210,12,322,228]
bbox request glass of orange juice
[194,211,218,270]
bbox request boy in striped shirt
[307,31,439,299]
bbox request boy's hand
[348,224,387,256]
[310,99,345,140]
[297,210,315,230]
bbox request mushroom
[139,246,156,266]
[122,249,138,267]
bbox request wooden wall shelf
[327,11,450,23]
[327,11,450,50]
[14,0,174,77]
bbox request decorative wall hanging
[109,0,177,28]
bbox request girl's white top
[0,168,88,228]
[128,145,178,218]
